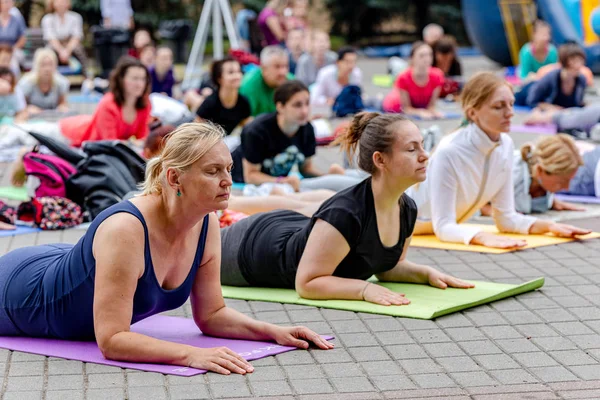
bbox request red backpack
[22,149,77,199]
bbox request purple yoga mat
[0,315,333,376]
[554,193,600,204]
[510,124,557,135]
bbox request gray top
[295,51,337,86]
[17,73,70,110]
[0,86,26,118]
[512,152,554,214]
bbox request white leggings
[299,169,369,192]
[0,122,68,148]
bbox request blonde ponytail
[524,134,583,176]
[140,157,165,195]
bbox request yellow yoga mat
[410,224,600,253]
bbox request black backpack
[332,85,365,118]
[22,130,146,220]
[66,141,146,220]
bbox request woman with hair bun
[220,111,473,304]
[0,122,332,374]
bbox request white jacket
[408,123,537,244]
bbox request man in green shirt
[240,45,293,116]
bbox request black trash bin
[158,20,193,63]
[91,26,131,78]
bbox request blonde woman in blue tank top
[0,122,332,375]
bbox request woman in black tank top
[221,112,474,305]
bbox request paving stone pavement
[1,224,600,399]
[1,56,600,399]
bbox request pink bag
[23,150,77,198]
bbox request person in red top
[382,41,444,119]
[60,56,152,147]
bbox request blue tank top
[3,201,209,340]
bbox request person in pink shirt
[257,0,289,46]
[60,56,151,147]
[383,41,444,119]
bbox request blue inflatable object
[462,0,600,73]
[461,0,512,66]
[592,7,600,36]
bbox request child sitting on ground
[139,43,156,69]
[128,29,152,59]
[150,46,175,97]
[0,67,27,122]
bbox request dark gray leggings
[219,214,267,287]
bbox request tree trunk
[20,0,33,26]
[414,0,431,37]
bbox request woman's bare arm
[93,214,193,365]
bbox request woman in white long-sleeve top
[408,72,590,249]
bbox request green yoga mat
[0,186,29,201]
[222,277,545,319]
[372,74,394,88]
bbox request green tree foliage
[69,0,198,30]
[324,0,468,45]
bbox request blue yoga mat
[410,111,462,121]
[67,94,102,104]
[514,105,533,113]
[0,226,41,237]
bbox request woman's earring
[177,189,182,197]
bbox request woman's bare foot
[10,147,29,187]
[269,185,286,196]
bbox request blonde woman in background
[408,72,590,249]
[0,122,333,373]
[481,134,585,216]
[513,135,585,214]
[16,48,70,114]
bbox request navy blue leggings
[0,247,24,335]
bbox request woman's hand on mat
[427,269,475,290]
[552,200,585,212]
[363,283,411,306]
[271,326,334,350]
[470,232,527,249]
[430,110,444,119]
[186,346,254,375]
[548,223,591,238]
